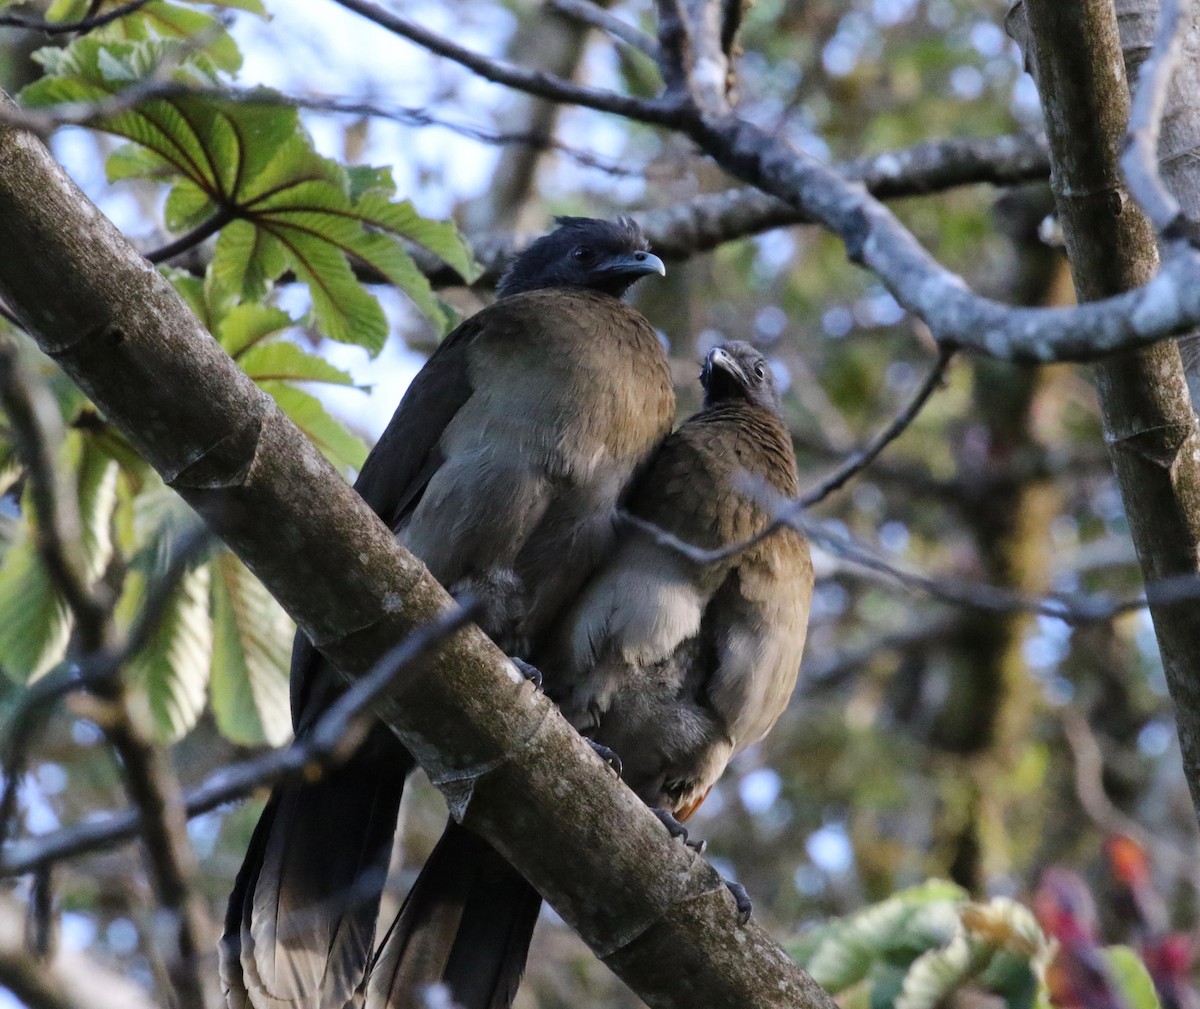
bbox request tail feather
[221,732,412,1009]
[366,820,542,1009]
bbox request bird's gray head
[700,341,782,412]
[496,216,666,299]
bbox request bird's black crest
[497,216,662,300]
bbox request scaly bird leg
[586,739,623,777]
[724,879,752,925]
[652,807,706,854]
[510,657,542,690]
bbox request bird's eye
[753,362,767,381]
[572,246,594,262]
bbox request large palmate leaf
[22,38,479,348]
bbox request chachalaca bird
[220,217,673,1009]
[366,341,812,1009]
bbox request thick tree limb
[0,102,835,1009]
[1019,0,1200,820]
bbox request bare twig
[547,0,660,60]
[328,0,687,125]
[1060,706,1200,895]
[0,334,107,631]
[0,336,211,1009]
[622,345,952,565]
[629,502,1200,625]
[0,0,156,35]
[655,0,729,114]
[0,602,480,877]
[798,346,955,508]
[1121,0,1196,239]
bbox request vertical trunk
[1017,0,1200,821]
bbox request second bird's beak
[599,251,667,280]
[707,346,746,384]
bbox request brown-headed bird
[366,341,812,1009]
[220,217,673,1009]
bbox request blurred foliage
[0,0,1198,1006]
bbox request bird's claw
[652,808,707,853]
[510,657,542,690]
[724,879,752,924]
[587,739,622,777]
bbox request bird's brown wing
[353,315,481,532]
[225,316,483,1009]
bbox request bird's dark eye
[572,246,594,263]
[753,362,767,381]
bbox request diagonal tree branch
[0,97,836,1009]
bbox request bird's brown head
[496,216,666,300]
[701,341,782,413]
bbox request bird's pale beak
[707,346,746,384]
[599,251,667,280]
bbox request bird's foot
[586,739,622,778]
[652,807,706,853]
[724,878,752,925]
[510,657,542,690]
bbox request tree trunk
[1017,0,1200,822]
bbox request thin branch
[621,345,952,566]
[798,346,954,508]
[0,0,156,35]
[655,0,730,115]
[0,602,480,876]
[328,0,687,125]
[629,501,1200,625]
[1121,0,1196,239]
[0,333,107,630]
[144,205,234,264]
[546,0,660,60]
[1060,706,1200,895]
[0,336,216,1008]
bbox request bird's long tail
[365,819,542,1009]
[220,729,412,1009]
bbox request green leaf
[355,189,479,284]
[238,342,357,386]
[273,227,388,351]
[209,551,292,746]
[106,142,174,183]
[164,178,216,232]
[261,383,367,471]
[216,303,294,358]
[1104,947,1162,1009]
[210,219,288,303]
[119,558,213,742]
[0,536,71,683]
